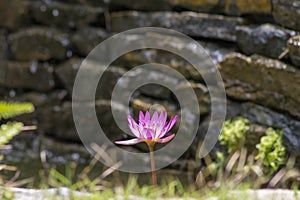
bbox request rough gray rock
[109,0,171,11]
[30,1,104,28]
[199,40,238,64]
[95,66,126,100]
[272,0,300,31]
[116,34,236,81]
[12,91,68,131]
[219,53,300,119]
[138,84,172,100]
[0,61,55,91]
[288,35,300,68]
[56,0,171,10]
[169,0,271,16]
[0,0,30,30]
[56,0,105,6]
[57,0,271,15]
[55,58,82,96]
[71,27,108,56]
[222,0,271,16]
[236,24,295,58]
[0,29,8,60]
[131,97,179,117]
[168,0,221,13]
[0,87,19,99]
[8,27,69,61]
[49,100,128,142]
[14,91,118,145]
[175,82,210,116]
[114,66,181,100]
[118,49,202,81]
[113,66,180,99]
[55,58,127,101]
[51,101,80,141]
[111,11,248,42]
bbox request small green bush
[0,101,34,120]
[219,117,287,174]
[219,117,250,153]
[0,101,35,175]
[255,128,286,173]
[0,101,34,146]
[0,122,24,146]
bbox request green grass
[72,175,253,200]
[1,116,299,199]
[1,155,299,200]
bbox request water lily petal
[155,112,167,133]
[139,111,144,125]
[165,115,178,133]
[157,115,178,138]
[156,134,175,143]
[127,115,141,137]
[144,128,154,140]
[151,112,158,125]
[159,112,167,126]
[115,138,143,145]
[144,111,151,124]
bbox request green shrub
[0,101,34,146]
[219,117,287,175]
[0,122,24,146]
[255,128,286,173]
[0,101,35,178]
[0,101,34,120]
[219,117,250,153]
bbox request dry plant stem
[22,125,37,131]
[148,142,157,186]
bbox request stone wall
[1,0,300,159]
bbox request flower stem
[148,142,157,186]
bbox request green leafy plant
[0,101,35,146]
[206,151,225,177]
[219,117,250,153]
[0,122,24,146]
[0,101,34,120]
[0,101,35,173]
[219,117,288,176]
[0,101,35,199]
[255,128,286,173]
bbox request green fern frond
[0,101,34,120]
[0,122,24,146]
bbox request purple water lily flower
[115,111,178,146]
